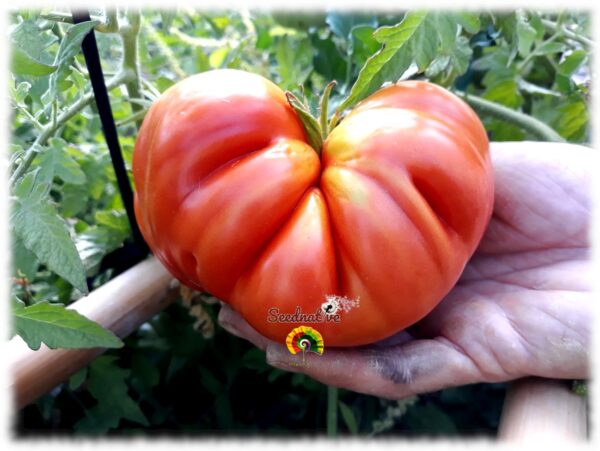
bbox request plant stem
[327,386,338,437]
[40,10,118,33]
[41,11,100,24]
[141,78,161,99]
[517,31,561,74]
[116,108,149,127]
[541,18,593,47]
[286,92,323,154]
[13,103,44,130]
[10,70,134,187]
[103,9,119,33]
[143,21,186,79]
[319,82,336,140]
[170,27,227,48]
[120,10,144,128]
[455,91,565,142]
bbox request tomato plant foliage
[10,8,590,435]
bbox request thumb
[266,338,486,399]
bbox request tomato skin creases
[133,69,494,347]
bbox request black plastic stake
[71,10,149,256]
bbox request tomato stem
[319,81,336,140]
[286,81,340,157]
[285,91,324,155]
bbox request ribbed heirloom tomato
[133,69,494,347]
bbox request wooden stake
[8,257,177,409]
[498,377,587,441]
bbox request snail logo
[321,298,339,315]
[286,326,324,363]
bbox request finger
[266,337,487,400]
[219,304,490,399]
[219,302,416,350]
[481,141,592,254]
[218,303,275,351]
[370,330,415,348]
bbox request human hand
[218,141,594,399]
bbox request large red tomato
[133,69,494,347]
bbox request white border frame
[1,0,598,449]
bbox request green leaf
[534,41,567,56]
[410,14,438,71]
[339,401,359,434]
[241,347,268,371]
[555,98,588,141]
[453,12,481,34]
[558,50,587,77]
[326,12,377,40]
[425,55,450,78]
[70,67,88,94]
[475,48,517,89]
[197,366,223,395]
[403,402,457,435]
[59,79,74,92]
[11,171,88,293]
[310,30,348,82]
[48,20,99,101]
[94,209,130,232]
[11,235,39,280]
[75,356,149,433]
[76,225,128,277]
[60,183,89,217]
[215,392,233,428]
[483,79,523,108]
[484,118,526,141]
[69,367,88,390]
[275,35,313,90]
[267,368,286,383]
[10,19,58,76]
[131,353,161,392]
[12,299,123,351]
[166,355,187,383]
[472,46,511,72]
[351,26,379,67]
[256,25,273,50]
[156,76,175,93]
[36,395,55,421]
[528,12,546,40]
[10,80,32,106]
[338,11,472,111]
[447,35,472,78]
[12,48,57,76]
[160,11,176,30]
[435,14,458,51]
[515,11,537,57]
[37,138,87,185]
[209,47,229,69]
[10,19,58,62]
[337,11,428,112]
